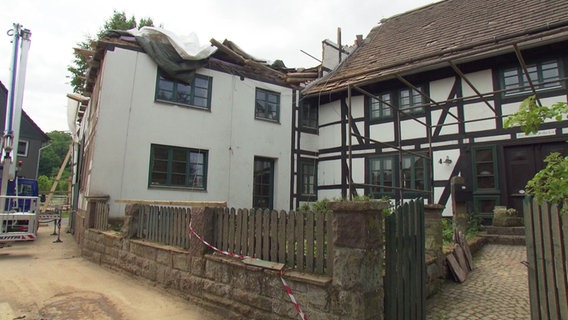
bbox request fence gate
[524,198,568,320]
[384,199,426,320]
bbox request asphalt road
[0,220,223,320]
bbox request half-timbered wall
[294,42,568,217]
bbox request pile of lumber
[446,231,474,282]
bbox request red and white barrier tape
[280,269,308,320]
[188,224,308,320]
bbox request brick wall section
[76,202,389,319]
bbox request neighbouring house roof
[0,81,49,142]
[303,0,568,96]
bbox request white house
[69,29,297,218]
[296,0,568,219]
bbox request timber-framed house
[293,0,568,218]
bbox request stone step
[485,226,526,236]
[480,233,526,246]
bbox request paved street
[426,244,530,320]
[0,221,222,320]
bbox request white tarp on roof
[127,27,216,61]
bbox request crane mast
[1,23,31,197]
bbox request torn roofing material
[81,27,299,95]
[303,0,568,96]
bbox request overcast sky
[0,0,437,133]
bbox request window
[399,87,425,114]
[17,140,29,157]
[369,93,392,120]
[255,88,280,122]
[149,144,208,190]
[253,157,274,209]
[502,59,562,96]
[401,155,427,191]
[472,147,498,191]
[155,72,212,109]
[369,157,394,196]
[300,102,318,131]
[299,159,317,199]
[368,86,425,120]
[368,154,428,198]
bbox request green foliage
[441,218,453,244]
[441,215,483,246]
[525,152,568,205]
[38,131,72,194]
[300,198,330,214]
[68,10,155,93]
[504,95,568,134]
[38,131,71,177]
[466,214,484,238]
[37,175,51,193]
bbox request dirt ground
[0,220,223,320]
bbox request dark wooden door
[504,145,537,215]
[504,142,568,215]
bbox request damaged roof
[79,32,310,96]
[303,0,568,96]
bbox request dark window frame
[17,140,29,157]
[298,158,317,201]
[367,154,429,199]
[367,85,426,121]
[500,58,564,97]
[299,101,318,133]
[253,157,274,209]
[148,144,208,190]
[155,71,213,110]
[255,88,280,122]
[472,146,499,193]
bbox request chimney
[355,34,363,46]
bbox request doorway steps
[481,226,526,245]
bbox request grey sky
[0,0,437,133]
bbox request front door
[253,157,274,209]
[504,142,568,215]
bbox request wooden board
[446,253,466,283]
[453,244,469,277]
[458,232,474,271]
[243,258,284,271]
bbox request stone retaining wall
[76,202,389,320]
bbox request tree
[505,95,568,205]
[68,10,154,93]
[38,131,72,177]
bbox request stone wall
[424,204,445,298]
[76,202,389,320]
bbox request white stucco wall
[87,48,293,216]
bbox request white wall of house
[84,47,293,216]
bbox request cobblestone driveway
[426,244,530,320]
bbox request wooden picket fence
[213,208,332,275]
[87,196,110,230]
[524,198,568,320]
[136,205,191,249]
[384,199,426,320]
